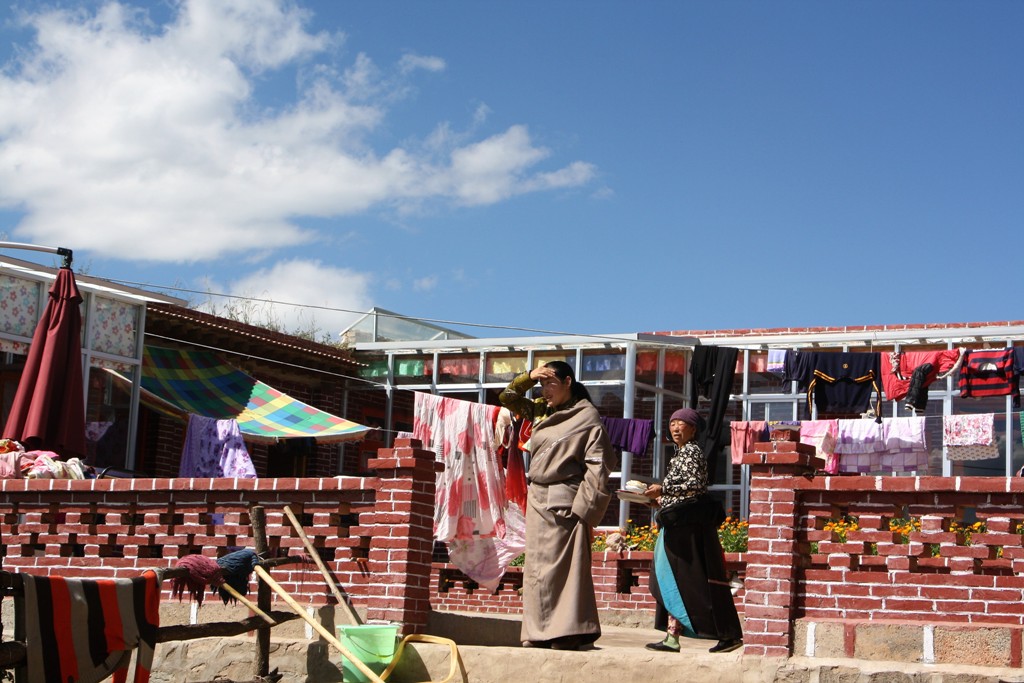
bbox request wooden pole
[219,582,276,625]
[156,612,297,642]
[250,505,272,679]
[282,505,362,626]
[253,566,385,683]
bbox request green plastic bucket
[338,623,399,682]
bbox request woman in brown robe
[499,360,614,650]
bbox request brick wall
[7,436,1023,668]
[740,441,1024,665]
[0,438,438,635]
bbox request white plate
[616,490,649,504]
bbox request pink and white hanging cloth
[412,392,526,591]
[943,413,997,461]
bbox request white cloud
[412,275,437,291]
[398,53,445,74]
[0,0,595,264]
[200,259,372,337]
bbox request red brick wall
[740,442,1024,659]
[8,437,1022,666]
[0,439,439,634]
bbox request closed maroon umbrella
[3,266,87,458]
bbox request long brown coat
[500,376,614,644]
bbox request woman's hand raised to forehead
[530,366,558,382]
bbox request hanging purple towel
[600,417,654,454]
[179,414,257,479]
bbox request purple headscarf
[669,408,705,430]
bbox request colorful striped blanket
[16,570,160,683]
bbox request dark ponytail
[544,360,592,404]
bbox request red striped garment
[958,349,1019,401]
[18,570,160,683]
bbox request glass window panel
[533,353,575,371]
[393,356,433,385]
[581,350,626,381]
[486,353,526,383]
[1011,412,1023,477]
[85,366,134,470]
[359,358,389,379]
[90,297,140,357]
[391,389,416,434]
[588,385,624,418]
[635,350,658,385]
[663,351,687,394]
[0,274,41,338]
[1,351,28,428]
[437,355,479,384]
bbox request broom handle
[219,582,276,625]
[283,505,362,625]
[253,566,385,683]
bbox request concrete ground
[405,612,1024,683]
[76,608,1024,682]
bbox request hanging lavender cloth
[179,415,256,479]
[600,417,654,455]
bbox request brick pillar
[364,438,440,634]
[740,441,821,658]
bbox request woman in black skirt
[643,408,743,654]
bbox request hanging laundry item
[835,419,884,473]
[799,420,839,474]
[834,418,927,473]
[783,350,814,390]
[689,346,739,481]
[881,349,964,407]
[179,415,256,479]
[958,349,1019,405]
[730,421,769,465]
[943,413,998,461]
[600,417,654,455]
[493,407,514,452]
[767,350,787,377]
[903,363,934,412]
[804,352,882,421]
[18,570,161,683]
[1014,347,1024,375]
[879,417,930,472]
[504,422,528,512]
[412,392,525,591]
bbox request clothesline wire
[142,333,1022,429]
[111,277,644,342]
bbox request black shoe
[522,640,551,648]
[709,638,743,653]
[644,641,680,652]
[551,635,591,651]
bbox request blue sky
[0,1,1021,340]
